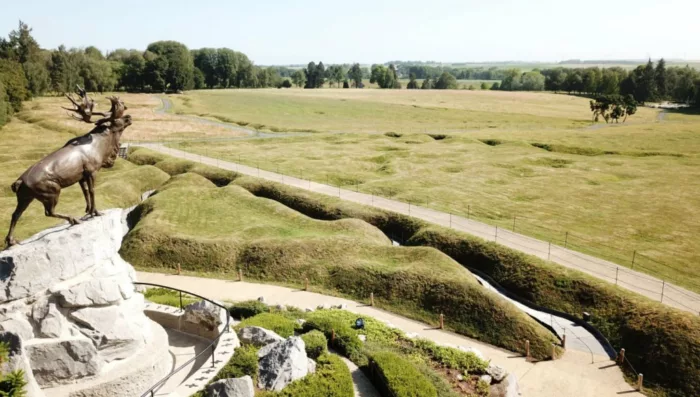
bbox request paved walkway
[136,143,700,315]
[137,272,642,397]
[155,329,212,395]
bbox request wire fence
[126,140,700,315]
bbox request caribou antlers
[62,85,128,126]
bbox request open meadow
[154,88,700,292]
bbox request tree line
[0,21,286,127]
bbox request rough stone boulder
[57,279,123,308]
[206,375,255,397]
[257,336,309,391]
[184,299,227,331]
[238,326,284,347]
[0,332,44,397]
[487,364,507,382]
[491,373,520,397]
[26,337,102,386]
[69,294,151,361]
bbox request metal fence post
[564,231,569,248]
[631,250,637,269]
[179,291,183,310]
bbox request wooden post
[548,242,551,260]
[238,268,243,282]
[513,216,516,231]
[495,226,498,242]
[551,343,556,360]
[637,373,643,391]
[370,292,374,306]
[331,329,336,344]
[525,340,530,359]
[615,267,619,286]
[467,205,471,219]
[176,263,181,275]
[562,334,566,348]
[439,313,444,329]
[564,231,569,248]
[305,277,309,291]
[617,348,625,364]
[631,250,637,269]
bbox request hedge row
[369,351,437,397]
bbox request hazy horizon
[2,0,699,65]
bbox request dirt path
[137,272,642,397]
[135,143,700,315]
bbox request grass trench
[126,147,700,397]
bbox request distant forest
[1,21,699,129]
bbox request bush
[235,313,297,338]
[0,81,9,129]
[301,330,328,359]
[228,300,269,319]
[0,59,29,112]
[370,351,437,397]
[257,353,353,397]
[215,344,259,381]
[410,338,487,374]
[302,314,364,364]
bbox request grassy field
[157,88,700,290]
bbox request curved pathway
[135,143,700,315]
[136,272,642,397]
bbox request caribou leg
[42,195,81,226]
[79,178,91,214]
[4,194,34,247]
[85,173,101,217]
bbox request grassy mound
[122,171,560,360]
[370,351,437,397]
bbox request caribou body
[4,88,131,247]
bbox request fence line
[131,141,700,314]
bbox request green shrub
[0,341,27,396]
[301,330,328,359]
[142,287,198,308]
[235,313,297,338]
[215,344,259,381]
[410,338,487,374]
[229,300,269,319]
[370,351,437,397]
[257,353,353,397]
[302,314,364,364]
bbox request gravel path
[137,272,643,397]
[135,143,700,315]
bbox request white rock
[26,337,102,386]
[456,374,464,381]
[405,332,419,339]
[183,300,227,331]
[304,308,314,313]
[307,358,316,374]
[458,345,485,360]
[491,373,520,397]
[487,364,507,382]
[336,303,347,310]
[206,375,254,397]
[39,303,69,338]
[358,335,367,343]
[257,336,309,391]
[0,332,45,397]
[0,209,127,302]
[69,295,150,361]
[257,341,280,358]
[257,296,265,303]
[480,374,493,385]
[238,326,284,347]
[274,304,286,311]
[0,315,34,341]
[57,279,123,308]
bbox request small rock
[405,332,419,339]
[257,336,309,391]
[487,364,507,382]
[206,375,254,397]
[183,300,226,331]
[274,304,286,312]
[307,358,316,374]
[238,326,284,347]
[316,304,330,310]
[480,374,493,384]
[295,319,306,326]
[358,335,367,343]
[336,303,347,310]
[456,374,464,381]
[490,373,520,397]
[257,297,265,303]
[39,303,69,338]
[304,308,314,313]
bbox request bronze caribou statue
[4,87,131,247]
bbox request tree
[291,70,306,88]
[370,64,386,86]
[146,41,194,91]
[0,59,29,112]
[348,63,363,88]
[193,67,205,89]
[315,62,325,88]
[655,58,667,99]
[435,72,458,89]
[0,21,50,97]
[636,60,657,103]
[407,73,418,89]
[280,79,292,88]
[421,77,432,89]
[490,82,500,90]
[192,48,219,88]
[304,62,317,88]
[327,65,344,88]
[0,81,10,128]
[499,69,521,91]
[589,95,638,123]
[520,71,545,91]
[342,80,350,88]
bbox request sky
[1,0,698,65]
